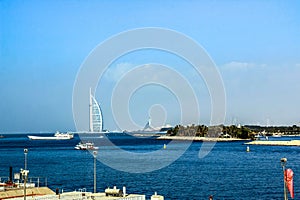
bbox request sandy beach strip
[157,136,248,142]
[245,140,300,146]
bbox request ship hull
[28,135,72,140]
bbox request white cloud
[220,61,266,71]
[103,62,135,82]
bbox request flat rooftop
[0,187,55,199]
[0,187,146,200]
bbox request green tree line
[167,124,253,139]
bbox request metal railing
[0,176,47,187]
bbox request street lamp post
[21,169,29,200]
[23,149,29,200]
[93,151,98,193]
[280,158,288,200]
[24,149,28,170]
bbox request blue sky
[1,1,300,132]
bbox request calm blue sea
[0,134,299,199]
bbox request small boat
[273,134,281,137]
[75,142,99,150]
[28,131,74,140]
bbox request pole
[281,158,288,200]
[21,169,29,200]
[282,165,287,200]
[24,175,27,200]
[24,149,28,170]
[93,151,98,193]
[23,149,28,200]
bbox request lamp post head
[280,157,287,167]
[24,149,28,154]
[93,151,98,157]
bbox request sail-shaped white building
[143,118,153,131]
[89,88,103,133]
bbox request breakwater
[246,140,300,146]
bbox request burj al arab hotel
[89,88,103,133]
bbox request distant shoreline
[157,135,249,142]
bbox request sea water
[0,133,299,199]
